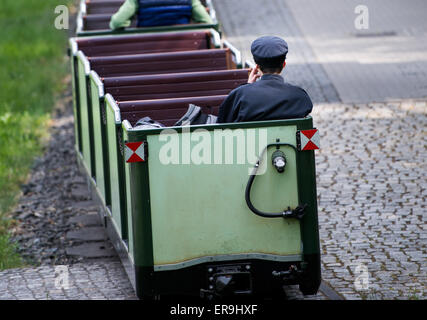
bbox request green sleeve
[191,0,213,24]
[109,0,138,30]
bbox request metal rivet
[209,277,214,282]
[208,268,213,273]
[246,265,251,270]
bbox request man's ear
[283,60,287,69]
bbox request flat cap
[251,36,288,67]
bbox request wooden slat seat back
[103,69,249,101]
[119,95,227,127]
[89,49,234,77]
[76,31,210,57]
[83,14,137,31]
[86,0,124,15]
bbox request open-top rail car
[69,0,321,299]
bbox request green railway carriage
[69,0,321,299]
[117,117,321,298]
[84,91,322,298]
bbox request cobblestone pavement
[312,100,427,300]
[0,261,325,300]
[0,261,136,300]
[286,0,427,103]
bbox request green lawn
[0,0,72,269]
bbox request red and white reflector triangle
[125,142,145,163]
[299,129,320,151]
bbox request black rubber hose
[245,167,283,218]
[245,143,297,218]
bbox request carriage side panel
[105,97,128,240]
[77,55,92,175]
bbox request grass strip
[0,0,73,269]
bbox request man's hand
[248,65,262,83]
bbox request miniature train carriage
[69,4,321,298]
[114,114,321,299]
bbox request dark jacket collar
[260,73,284,82]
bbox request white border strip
[122,120,133,131]
[105,93,121,124]
[89,70,105,98]
[79,0,87,15]
[209,29,221,48]
[76,10,83,34]
[223,40,242,67]
[69,38,78,56]
[76,50,91,75]
[206,0,218,24]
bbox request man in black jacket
[217,36,313,123]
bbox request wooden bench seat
[103,69,249,101]
[76,30,212,57]
[89,49,235,77]
[118,95,227,127]
[85,0,124,15]
[83,14,137,31]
